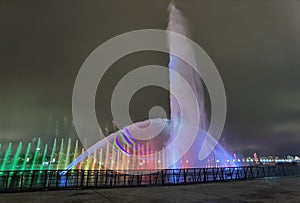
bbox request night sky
[0,0,299,156]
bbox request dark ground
[1,176,300,203]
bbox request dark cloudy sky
[0,0,299,156]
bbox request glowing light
[21,143,31,170]
[0,143,12,171]
[114,134,131,156]
[11,142,22,170]
[63,2,239,172]
[30,138,41,171]
[114,128,136,156]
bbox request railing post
[220,168,224,181]
[124,173,126,186]
[5,171,9,191]
[203,168,207,182]
[43,171,47,189]
[20,172,24,191]
[237,167,240,179]
[80,170,84,188]
[250,167,253,178]
[76,170,79,188]
[172,169,175,184]
[229,168,234,180]
[86,170,90,187]
[56,171,59,189]
[114,172,117,187]
[104,170,108,187]
[95,170,99,187]
[65,171,69,188]
[139,172,143,186]
[30,171,36,190]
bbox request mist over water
[65,2,236,172]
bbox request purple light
[114,135,131,156]
[120,130,134,145]
[125,128,137,142]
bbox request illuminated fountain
[64,2,237,173]
[0,2,236,173]
[21,143,31,171]
[0,143,12,171]
[0,137,99,171]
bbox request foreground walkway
[1,176,300,203]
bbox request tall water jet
[73,139,79,169]
[65,2,236,172]
[105,142,109,170]
[85,154,92,171]
[21,143,31,171]
[98,148,103,170]
[79,148,85,170]
[64,138,71,169]
[11,142,22,170]
[74,139,79,160]
[57,138,64,170]
[40,144,48,170]
[31,138,41,171]
[166,2,237,168]
[0,142,12,171]
[49,138,56,169]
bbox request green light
[11,142,22,171]
[30,138,41,171]
[0,143,12,171]
[64,138,71,169]
[21,143,31,171]
[40,144,48,170]
[49,138,56,170]
[57,138,64,170]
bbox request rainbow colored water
[0,138,96,171]
[0,136,237,172]
[0,2,237,173]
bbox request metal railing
[0,165,299,192]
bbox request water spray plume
[64,1,236,172]
[30,138,41,171]
[21,143,31,171]
[11,142,22,170]
[1,143,12,171]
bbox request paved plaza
[1,176,300,203]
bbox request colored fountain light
[39,144,48,170]
[49,138,56,169]
[0,142,12,171]
[21,142,31,171]
[30,138,41,171]
[114,128,137,156]
[0,2,237,174]
[11,142,22,171]
[64,2,237,173]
